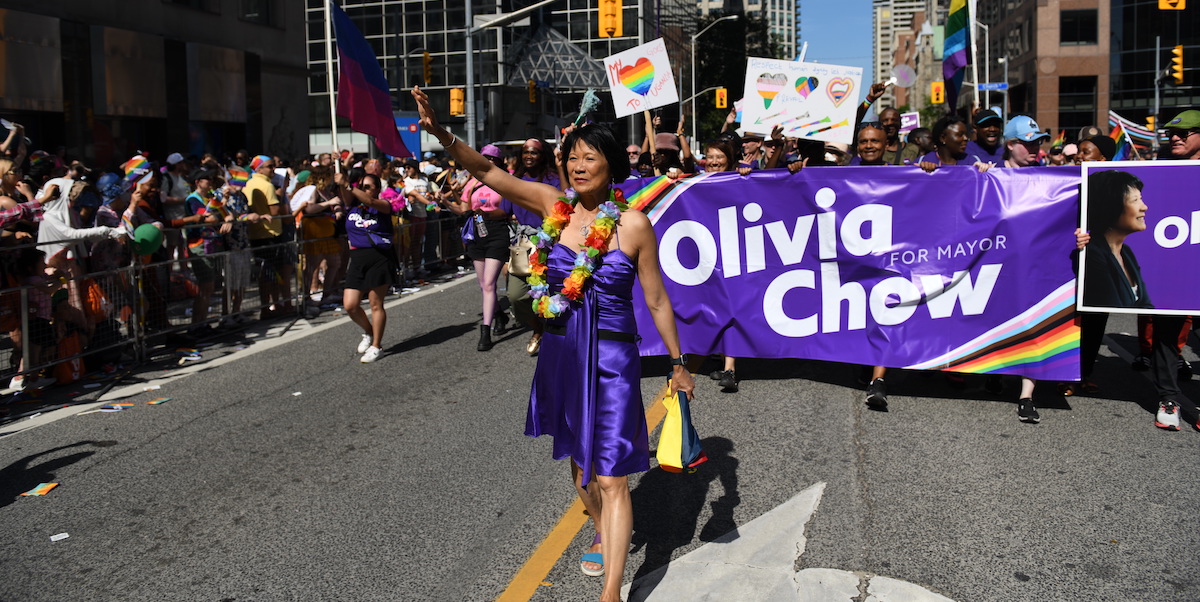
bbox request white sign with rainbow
[603,38,680,119]
[740,57,862,145]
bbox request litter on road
[147,397,171,405]
[50,533,69,542]
[22,483,59,496]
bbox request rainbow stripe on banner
[624,174,695,214]
[228,167,250,187]
[904,282,1079,377]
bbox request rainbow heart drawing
[826,77,854,108]
[619,58,655,96]
[795,76,818,100]
[756,73,788,109]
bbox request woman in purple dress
[413,86,695,602]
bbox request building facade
[873,0,943,107]
[696,0,799,59]
[0,0,309,167]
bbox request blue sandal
[580,532,604,577]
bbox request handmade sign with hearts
[756,73,788,110]
[603,38,680,118]
[794,76,818,100]
[826,78,854,108]
[619,58,655,96]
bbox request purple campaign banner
[1079,161,1200,316]
[628,167,1083,380]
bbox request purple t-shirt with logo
[965,140,1004,165]
[346,205,393,249]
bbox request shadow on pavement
[0,440,116,509]
[628,436,740,594]
[385,322,477,355]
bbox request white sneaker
[360,346,381,363]
[1155,401,1181,431]
[8,375,25,391]
[357,334,372,354]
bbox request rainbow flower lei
[528,187,628,319]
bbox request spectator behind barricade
[291,167,343,309]
[653,132,686,178]
[918,115,988,171]
[627,144,641,172]
[182,169,232,334]
[218,166,259,325]
[245,154,295,319]
[504,138,561,356]
[1062,143,1079,164]
[0,158,35,204]
[965,110,1005,166]
[5,247,61,392]
[1,121,28,168]
[401,159,432,279]
[161,153,191,269]
[739,131,767,169]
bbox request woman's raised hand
[411,86,443,136]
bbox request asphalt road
[1,277,1197,601]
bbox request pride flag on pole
[942,0,971,111]
[329,1,411,158]
[1109,123,1132,161]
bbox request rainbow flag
[1109,123,1132,161]
[21,483,59,496]
[1051,130,1066,147]
[228,167,250,187]
[942,0,971,112]
[121,156,149,183]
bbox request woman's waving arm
[412,86,560,218]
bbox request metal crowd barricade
[0,211,471,390]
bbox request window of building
[164,0,219,12]
[240,0,274,26]
[1061,9,1097,46]
[1059,76,1097,134]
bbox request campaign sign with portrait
[602,38,680,119]
[739,58,862,145]
[1078,161,1200,316]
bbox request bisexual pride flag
[329,1,411,158]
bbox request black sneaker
[1130,354,1151,372]
[866,378,888,411]
[1017,398,1040,423]
[708,370,724,381]
[1179,358,1193,382]
[718,370,738,393]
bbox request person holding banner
[1080,169,1193,431]
[918,115,987,171]
[412,86,695,601]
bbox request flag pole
[968,0,980,108]
[324,1,341,174]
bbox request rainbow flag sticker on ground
[147,397,171,405]
[21,483,59,496]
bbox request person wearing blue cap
[1001,115,1050,169]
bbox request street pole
[1154,35,1161,136]
[690,15,739,154]
[978,22,989,109]
[464,0,476,150]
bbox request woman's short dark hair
[931,115,967,148]
[703,141,738,171]
[558,122,631,183]
[1087,170,1143,233]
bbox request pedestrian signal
[450,88,465,116]
[716,88,727,109]
[528,80,537,103]
[931,81,945,104]
[599,0,623,38]
[1171,45,1184,85]
[1158,0,1185,10]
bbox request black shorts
[190,256,219,284]
[251,235,291,271]
[345,247,394,291]
[467,220,511,261]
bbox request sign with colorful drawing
[603,38,680,118]
[740,57,863,145]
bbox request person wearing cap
[739,130,767,170]
[1077,136,1116,163]
[965,110,1006,166]
[504,138,561,354]
[245,154,295,319]
[1164,109,1200,160]
[445,143,513,351]
[161,152,191,269]
[652,132,686,177]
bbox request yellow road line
[496,382,674,602]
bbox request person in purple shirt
[503,138,563,355]
[918,115,987,171]
[965,109,1005,165]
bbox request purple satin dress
[525,243,648,487]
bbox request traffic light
[1146,115,1156,132]
[528,80,537,103]
[1171,45,1184,85]
[931,81,945,104]
[1158,0,1185,10]
[716,87,727,109]
[598,0,623,38]
[423,51,432,85]
[450,88,465,116]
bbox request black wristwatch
[669,354,689,367]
